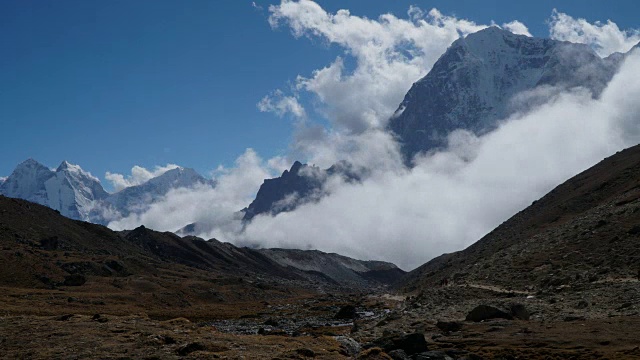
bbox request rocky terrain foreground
[4,144,640,359]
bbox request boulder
[63,274,86,286]
[436,321,463,332]
[509,303,530,320]
[335,305,358,319]
[387,349,409,360]
[370,333,428,355]
[465,305,513,322]
[55,314,73,321]
[176,342,206,356]
[335,336,361,357]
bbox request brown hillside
[402,143,640,292]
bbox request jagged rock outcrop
[242,160,360,221]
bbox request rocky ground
[3,283,639,359]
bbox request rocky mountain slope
[259,248,405,288]
[242,161,323,221]
[401,142,640,294]
[327,144,640,359]
[389,26,624,163]
[0,194,409,358]
[242,160,360,221]
[0,159,214,225]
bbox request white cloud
[549,9,640,57]
[107,149,277,237]
[501,20,531,37]
[257,90,306,118]
[291,125,404,170]
[0,176,6,183]
[252,2,263,11]
[105,164,181,192]
[268,1,488,133]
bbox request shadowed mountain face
[388,26,622,164]
[242,161,361,221]
[242,161,323,221]
[400,143,640,293]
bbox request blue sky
[2,0,639,190]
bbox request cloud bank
[103,3,640,270]
[257,90,306,119]
[549,9,640,57]
[107,149,276,235]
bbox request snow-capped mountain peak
[1,159,216,225]
[56,160,102,183]
[81,165,214,225]
[48,161,109,219]
[0,159,54,204]
[0,159,107,220]
[389,26,621,163]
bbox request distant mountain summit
[100,166,215,222]
[242,160,361,221]
[0,159,108,220]
[389,26,622,163]
[0,159,214,224]
[242,161,323,221]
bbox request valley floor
[2,283,640,359]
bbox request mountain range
[0,159,214,225]
[0,194,403,292]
